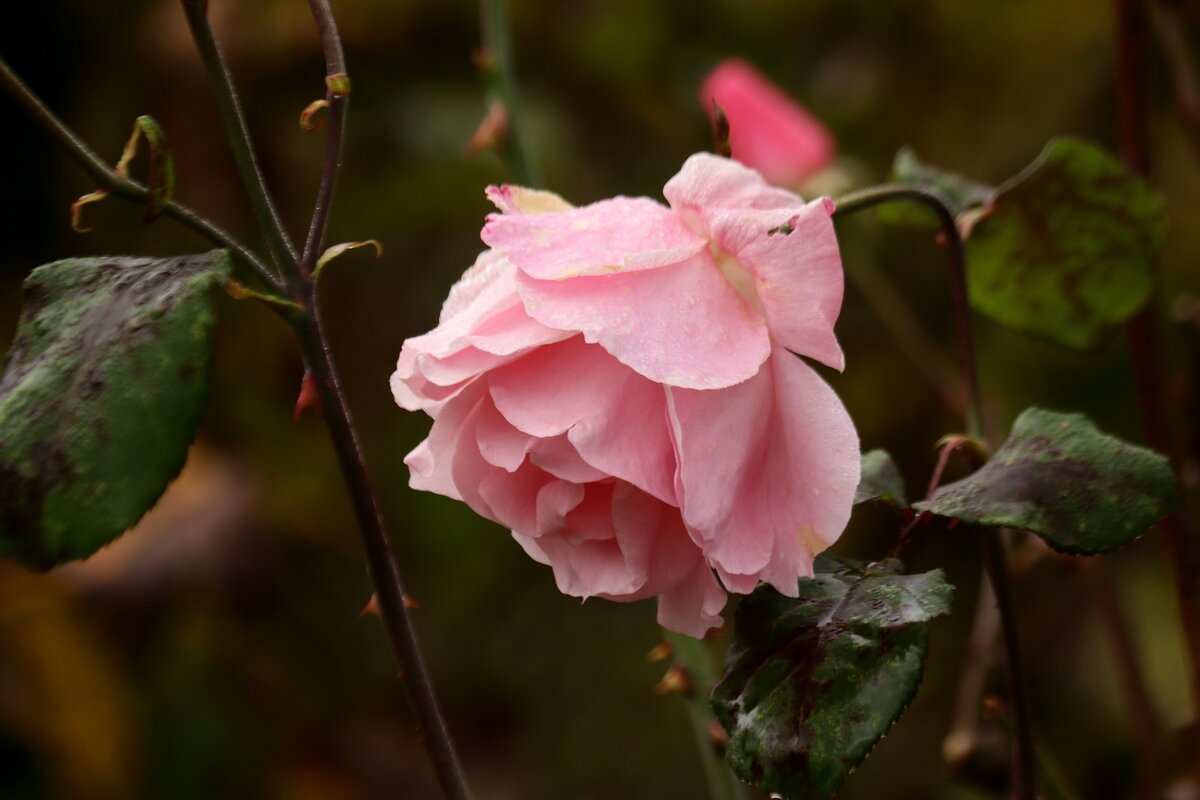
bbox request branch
[0,53,279,292]
[300,0,349,272]
[180,0,301,281]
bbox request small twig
[0,52,279,292]
[300,0,349,273]
[479,0,539,186]
[180,0,300,283]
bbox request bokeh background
[1,1,1199,798]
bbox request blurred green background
[1,0,1199,798]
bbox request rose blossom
[392,154,859,637]
[700,59,835,187]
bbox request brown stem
[293,299,474,800]
[1084,562,1160,799]
[981,532,1037,800]
[180,0,301,283]
[300,0,348,273]
[1115,0,1200,726]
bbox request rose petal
[482,196,706,280]
[709,200,845,370]
[486,184,575,215]
[488,337,676,503]
[656,558,727,637]
[667,345,859,595]
[516,253,770,390]
[663,152,805,219]
[405,382,487,501]
[391,254,570,412]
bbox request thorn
[360,593,380,618]
[70,189,109,233]
[982,695,1006,721]
[646,641,673,662]
[462,101,509,157]
[654,664,694,698]
[402,594,420,609]
[293,371,321,422]
[300,99,329,132]
[708,719,729,756]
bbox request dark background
[0,1,1198,798]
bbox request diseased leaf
[712,556,952,799]
[877,147,994,227]
[915,407,1176,554]
[0,252,229,568]
[966,137,1164,350]
[854,449,907,508]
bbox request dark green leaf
[915,407,1176,554]
[966,137,1164,350]
[854,449,907,508]
[712,557,952,799]
[0,252,229,568]
[877,147,994,227]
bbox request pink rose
[392,154,859,637]
[700,59,835,186]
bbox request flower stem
[179,0,300,283]
[832,186,981,438]
[300,0,348,273]
[0,52,279,292]
[663,632,748,800]
[833,185,1038,798]
[480,0,539,186]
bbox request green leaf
[966,137,1164,350]
[877,147,994,227]
[915,407,1177,554]
[0,252,229,568]
[854,449,908,508]
[712,557,952,799]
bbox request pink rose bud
[699,59,835,186]
[393,154,859,637]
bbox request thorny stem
[663,632,748,800]
[0,53,279,291]
[180,0,301,285]
[833,185,1038,799]
[1116,0,1200,736]
[178,4,472,796]
[300,0,347,273]
[294,299,474,800]
[480,0,539,186]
